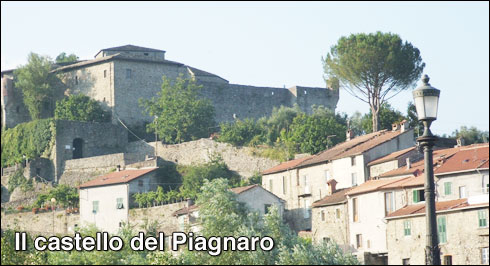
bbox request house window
[443,255,452,265]
[116,198,124,209]
[303,175,310,194]
[459,186,466,198]
[75,76,79,85]
[352,198,359,222]
[479,210,488,228]
[304,199,311,219]
[404,220,411,236]
[336,208,340,219]
[92,201,99,214]
[413,189,425,203]
[483,175,489,194]
[282,176,287,195]
[356,234,362,248]
[444,182,452,195]
[437,216,447,244]
[138,180,144,187]
[351,173,357,186]
[126,69,132,79]
[482,247,489,264]
[402,258,410,265]
[321,210,325,221]
[351,156,356,166]
[264,204,272,214]
[323,237,330,244]
[384,192,394,216]
[269,179,273,192]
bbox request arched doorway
[73,138,84,159]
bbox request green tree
[55,52,79,64]
[452,126,489,145]
[54,94,111,122]
[14,53,59,119]
[286,106,347,154]
[218,118,266,146]
[140,75,215,144]
[406,101,422,137]
[360,102,406,133]
[324,31,425,132]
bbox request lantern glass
[414,94,439,120]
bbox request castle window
[104,70,107,78]
[75,76,78,85]
[144,53,149,56]
[126,69,132,79]
[16,106,20,113]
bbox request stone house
[386,198,489,265]
[2,44,339,129]
[262,123,414,232]
[173,184,285,232]
[78,167,159,233]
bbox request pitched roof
[261,156,314,175]
[312,188,352,208]
[434,144,489,175]
[78,168,158,189]
[385,198,487,219]
[297,129,412,168]
[367,147,416,166]
[100,44,166,53]
[230,184,259,194]
[346,177,411,196]
[173,204,199,217]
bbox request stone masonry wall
[128,201,187,235]
[126,138,279,178]
[1,209,80,236]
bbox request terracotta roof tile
[262,156,314,175]
[312,188,352,207]
[78,168,158,189]
[173,204,199,217]
[367,147,416,166]
[100,44,166,53]
[386,198,473,218]
[230,184,259,194]
[346,177,411,196]
[434,144,489,175]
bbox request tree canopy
[359,102,406,133]
[54,94,111,122]
[55,52,79,64]
[140,75,215,144]
[451,126,489,145]
[14,53,59,119]
[324,31,425,132]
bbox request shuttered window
[437,216,447,244]
[404,220,411,236]
[479,210,488,228]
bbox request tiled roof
[434,144,489,175]
[367,147,416,166]
[230,184,259,194]
[312,188,352,207]
[297,129,411,168]
[261,156,314,175]
[173,204,199,217]
[100,44,166,53]
[78,168,158,189]
[346,177,411,196]
[386,198,482,218]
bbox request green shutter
[479,210,488,228]
[437,216,447,244]
[444,182,452,195]
[404,220,411,236]
[116,198,124,209]
[413,190,419,203]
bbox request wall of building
[369,160,400,179]
[1,209,80,236]
[386,207,489,265]
[436,170,489,202]
[363,129,415,164]
[128,201,187,235]
[331,155,367,189]
[236,187,284,218]
[312,203,351,251]
[1,75,31,129]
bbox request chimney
[400,120,408,133]
[406,157,411,170]
[456,137,465,147]
[327,179,338,195]
[346,129,354,141]
[392,123,400,131]
[186,198,194,208]
[116,165,121,172]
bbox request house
[78,167,159,233]
[386,198,489,265]
[173,184,285,232]
[262,122,414,232]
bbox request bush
[218,118,266,146]
[1,119,54,167]
[54,94,111,122]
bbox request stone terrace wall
[127,138,280,178]
[1,209,79,236]
[128,201,187,234]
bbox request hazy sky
[2,1,489,135]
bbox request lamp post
[412,74,441,265]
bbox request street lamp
[412,74,441,265]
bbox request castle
[1,45,339,129]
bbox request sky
[1,1,489,136]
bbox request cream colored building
[262,124,414,232]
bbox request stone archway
[72,138,84,159]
